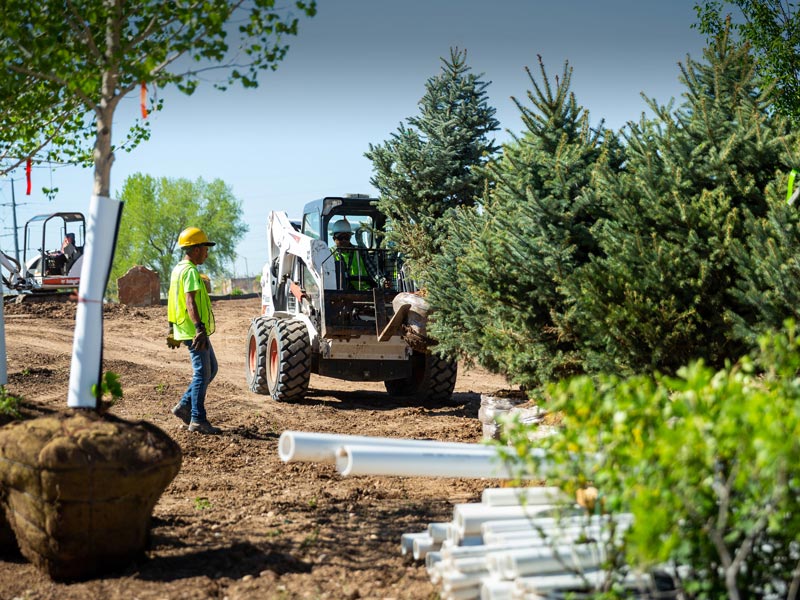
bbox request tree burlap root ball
[0,409,182,580]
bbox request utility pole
[244,257,249,277]
[9,178,19,263]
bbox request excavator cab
[20,212,85,291]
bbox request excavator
[1,212,85,293]
[245,194,458,404]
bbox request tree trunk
[93,108,114,198]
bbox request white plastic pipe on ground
[444,585,480,600]
[413,534,439,560]
[479,579,515,600]
[487,544,603,579]
[481,486,568,507]
[400,531,429,556]
[428,521,451,543]
[278,430,484,463]
[513,569,605,594]
[453,503,557,537]
[68,195,123,408]
[335,444,534,479]
[441,539,544,562]
[441,569,487,591]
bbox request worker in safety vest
[330,218,372,290]
[166,226,221,434]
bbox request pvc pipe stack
[398,487,641,600]
[274,433,650,598]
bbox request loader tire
[266,318,312,402]
[384,351,458,404]
[245,317,276,395]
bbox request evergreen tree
[572,28,794,375]
[427,58,622,387]
[730,173,800,345]
[365,47,499,282]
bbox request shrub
[501,321,800,598]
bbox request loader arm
[0,250,31,290]
[261,211,332,318]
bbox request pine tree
[730,173,800,345]
[364,47,499,282]
[427,57,622,387]
[571,28,794,375]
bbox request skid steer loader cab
[245,194,458,405]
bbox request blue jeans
[178,339,218,422]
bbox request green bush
[0,386,21,420]
[501,321,800,598]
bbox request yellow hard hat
[178,226,216,248]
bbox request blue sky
[0,0,706,279]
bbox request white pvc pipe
[514,569,605,593]
[428,522,451,543]
[441,539,544,562]
[481,486,568,507]
[480,513,632,537]
[448,555,494,574]
[453,503,557,536]
[413,534,438,560]
[487,544,603,579]
[400,531,429,556]
[444,586,480,600]
[278,430,484,463]
[442,569,487,591]
[336,444,543,479]
[479,579,515,600]
[68,195,123,408]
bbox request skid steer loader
[244,194,457,403]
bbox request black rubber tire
[266,318,312,402]
[245,317,276,395]
[384,351,458,403]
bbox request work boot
[188,419,222,435]
[171,402,191,425]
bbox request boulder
[117,266,160,306]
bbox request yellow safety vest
[168,260,215,340]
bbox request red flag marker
[25,159,31,195]
[140,82,148,119]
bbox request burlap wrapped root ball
[0,410,182,580]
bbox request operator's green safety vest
[332,247,371,291]
[168,259,215,340]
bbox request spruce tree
[365,47,499,282]
[427,57,622,387]
[571,28,794,375]
[730,173,800,345]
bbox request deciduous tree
[0,0,316,196]
[111,174,247,295]
[695,0,800,119]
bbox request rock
[0,410,181,580]
[117,266,161,306]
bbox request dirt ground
[0,294,512,600]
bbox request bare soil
[0,295,511,600]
